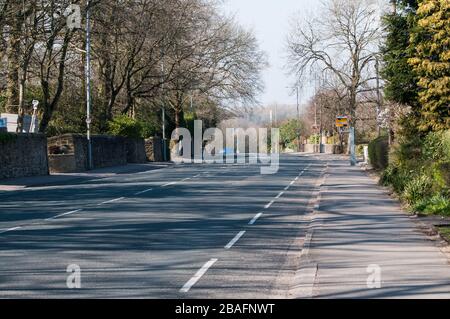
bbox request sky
[220,0,321,107]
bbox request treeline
[0,0,266,136]
[379,0,449,215]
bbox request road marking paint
[295,176,299,181]
[249,212,263,225]
[180,258,218,293]
[0,226,22,234]
[98,197,125,205]
[134,188,153,196]
[290,180,296,186]
[275,191,284,199]
[194,174,201,178]
[162,182,177,187]
[265,200,275,209]
[225,231,246,249]
[284,185,290,191]
[182,178,191,182]
[46,209,82,221]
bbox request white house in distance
[0,113,39,133]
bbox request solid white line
[265,200,275,209]
[134,188,153,196]
[98,197,125,205]
[182,177,191,182]
[249,212,263,225]
[295,176,299,181]
[46,209,82,221]
[180,258,218,293]
[162,182,177,187]
[0,226,22,234]
[284,185,290,191]
[225,231,246,249]
[290,180,296,186]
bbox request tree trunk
[5,6,22,113]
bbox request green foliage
[408,0,450,131]
[368,136,389,170]
[413,194,450,215]
[107,115,156,139]
[381,3,419,107]
[403,174,434,204]
[279,119,303,149]
[381,130,450,215]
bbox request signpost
[336,116,356,166]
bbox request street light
[286,86,302,152]
[85,0,93,170]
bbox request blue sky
[220,0,321,107]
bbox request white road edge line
[225,231,246,249]
[180,258,218,293]
[265,200,275,209]
[98,197,125,205]
[275,191,284,199]
[249,212,263,225]
[46,209,82,221]
[0,226,22,234]
[135,189,153,196]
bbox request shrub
[108,115,144,139]
[413,195,450,216]
[368,136,389,170]
[403,174,433,204]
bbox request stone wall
[145,137,164,162]
[126,138,147,163]
[303,144,343,154]
[0,133,49,179]
[48,134,146,173]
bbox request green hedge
[380,130,450,216]
[368,136,389,170]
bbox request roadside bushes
[108,115,157,139]
[380,130,450,216]
[368,136,389,169]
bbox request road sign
[336,116,349,128]
[0,118,6,128]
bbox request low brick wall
[0,133,49,179]
[48,134,146,173]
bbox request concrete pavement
[298,158,450,298]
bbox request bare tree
[287,0,381,125]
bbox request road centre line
[0,226,22,234]
[98,197,125,205]
[46,209,82,221]
[265,200,275,209]
[225,231,246,249]
[180,258,218,293]
[134,188,153,196]
[162,182,177,187]
[249,212,263,225]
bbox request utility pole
[85,0,93,170]
[161,57,167,162]
[296,87,301,152]
[375,57,382,137]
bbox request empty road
[0,154,449,298]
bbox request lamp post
[286,86,302,152]
[85,0,93,170]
